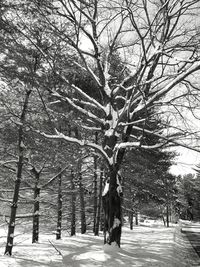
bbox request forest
[0,0,200,263]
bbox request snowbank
[173,221,200,267]
[0,222,199,266]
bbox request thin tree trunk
[31,168,40,243]
[79,172,86,234]
[70,170,76,236]
[162,214,166,226]
[135,211,139,226]
[166,204,169,227]
[32,186,40,243]
[93,132,98,233]
[32,188,40,243]
[74,128,86,234]
[56,173,62,240]
[129,211,133,230]
[94,168,103,236]
[93,154,98,233]
[120,172,124,227]
[166,185,170,227]
[5,90,31,255]
[100,207,104,232]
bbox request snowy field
[0,221,199,267]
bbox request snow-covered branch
[52,91,104,125]
[39,129,110,164]
[115,141,164,151]
[57,75,105,112]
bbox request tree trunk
[162,215,166,226]
[135,211,139,226]
[129,211,134,230]
[93,132,98,233]
[56,173,62,240]
[166,184,170,227]
[100,207,104,232]
[70,170,76,236]
[102,168,122,247]
[32,168,40,243]
[79,172,86,234]
[5,90,31,256]
[93,154,98,233]
[101,121,131,247]
[166,204,169,227]
[94,168,103,236]
[32,186,40,243]
[5,172,22,255]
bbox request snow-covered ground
[0,221,199,267]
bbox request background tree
[4,86,31,255]
[176,173,200,221]
[123,146,176,225]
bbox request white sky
[170,147,200,176]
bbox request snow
[103,242,120,252]
[102,181,109,196]
[116,175,122,195]
[111,218,121,229]
[105,129,114,137]
[0,221,199,266]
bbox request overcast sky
[170,147,200,176]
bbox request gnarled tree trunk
[102,168,122,247]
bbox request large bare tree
[1,0,200,247]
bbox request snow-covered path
[62,226,175,267]
[0,223,199,266]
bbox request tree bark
[135,211,139,226]
[56,173,62,240]
[102,168,122,247]
[166,204,169,227]
[101,121,131,247]
[93,154,98,233]
[162,215,166,226]
[94,168,103,236]
[166,183,170,227]
[129,211,133,230]
[5,90,31,255]
[93,132,98,233]
[32,186,40,243]
[70,170,76,236]
[100,207,104,232]
[79,172,86,234]
[31,168,40,243]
